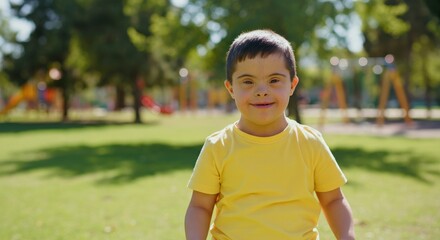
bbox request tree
[6,0,209,123]
[182,0,350,123]
[0,5,18,70]
[75,0,206,123]
[356,0,440,109]
[6,0,82,121]
[424,0,440,19]
[74,0,146,123]
[0,5,19,96]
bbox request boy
[185,29,355,240]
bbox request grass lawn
[0,111,439,239]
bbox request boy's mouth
[251,102,274,108]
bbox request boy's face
[224,52,299,136]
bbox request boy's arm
[185,191,217,240]
[316,188,355,240]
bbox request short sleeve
[313,136,347,192]
[187,140,221,194]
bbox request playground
[0,70,230,118]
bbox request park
[0,112,439,239]
[1,0,440,239]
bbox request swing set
[319,55,412,127]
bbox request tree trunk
[61,85,69,122]
[403,36,413,109]
[115,84,126,111]
[422,56,432,119]
[60,71,70,122]
[132,75,142,124]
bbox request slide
[141,95,173,115]
[0,92,25,115]
[0,84,36,115]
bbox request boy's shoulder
[287,118,323,140]
[204,122,235,145]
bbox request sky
[0,1,34,42]
[0,0,364,53]
[341,14,364,52]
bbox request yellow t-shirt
[188,119,347,240]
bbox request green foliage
[4,0,86,121]
[0,8,19,72]
[76,0,142,77]
[410,36,440,91]
[424,0,440,19]
[148,9,209,83]
[179,0,356,122]
[4,0,207,122]
[356,0,440,107]
[356,0,409,37]
[4,0,439,123]
[184,0,346,81]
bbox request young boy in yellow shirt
[185,29,355,240]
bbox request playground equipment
[319,55,412,127]
[141,95,173,115]
[178,67,199,111]
[319,64,349,126]
[0,83,37,115]
[376,59,412,126]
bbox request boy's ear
[290,76,299,96]
[224,80,234,99]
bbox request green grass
[0,112,439,239]
[320,135,440,239]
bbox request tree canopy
[2,0,439,122]
[180,0,355,122]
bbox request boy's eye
[270,78,280,83]
[243,80,253,84]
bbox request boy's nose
[255,85,269,97]
[256,92,268,97]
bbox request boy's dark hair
[226,29,296,82]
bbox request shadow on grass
[0,120,159,134]
[0,143,201,184]
[1,142,438,185]
[333,147,440,184]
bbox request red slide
[140,95,173,115]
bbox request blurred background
[1,0,440,239]
[0,0,439,123]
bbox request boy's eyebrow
[268,73,288,78]
[236,72,287,79]
[236,74,255,79]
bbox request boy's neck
[236,116,289,137]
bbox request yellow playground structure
[0,83,37,115]
[319,55,412,127]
